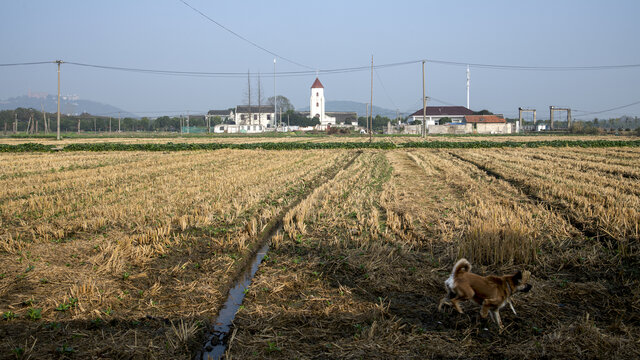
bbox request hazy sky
[1,0,639,119]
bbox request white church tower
[308,77,336,126]
[310,77,326,122]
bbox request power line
[424,59,640,71]
[3,58,640,78]
[177,0,314,71]
[0,61,55,67]
[374,68,397,110]
[573,99,640,116]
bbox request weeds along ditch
[0,147,639,358]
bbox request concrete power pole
[518,107,536,132]
[56,60,62,140]
[422,61,426,138]
[369,55,373,143]
[274,58,277,128]
[550,106,571,130]
[41,103,47,134]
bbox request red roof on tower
[311,78,324,89]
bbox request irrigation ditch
[196,151,363,359]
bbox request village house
[234,105,275,128]
[205,109,234,124]
[407,106,474,126]
[427,114,516,134]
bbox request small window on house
[267,114,271,120]
[254,115,257,120]
[241,115,246,120]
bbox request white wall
[235,112,274,127]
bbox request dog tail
[452,258,471,278]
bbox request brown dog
[438,258,532,329]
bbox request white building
[213,124,266,134]
[309,78,336,126]
[407,106,474,126]
[234,105,275,128]
[205,109,234,124]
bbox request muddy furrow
[197,151,362,359]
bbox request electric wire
[3,58,640,78]
[572,99,640,116]
[374,68,398,111]
[177,0,315,71]
[0,61,55,67]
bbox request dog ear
[513,270,522,285]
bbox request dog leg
[438,296,451,312]
[480,301,491,318]
[493,310,503,330]
[450,297,465,314]
[507,299,517,315]
[488,310,496,323]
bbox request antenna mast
[466,65,470,109]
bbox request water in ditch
[198,237,272,359]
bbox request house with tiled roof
[463,115,506,124]
[408,106,474,126]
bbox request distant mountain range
[0,94,137,118]
[1,95,409,120]
[299,100,408,118]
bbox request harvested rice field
[1,146,639,359]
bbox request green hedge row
[0,139,639,152]
[401,139,640,148]
[0,143,55,152]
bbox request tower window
[316,92,319,96]
[316,102,319,107]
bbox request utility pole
[187,112,190,134]
[118,112,121,133]
[14,112,17,133]
[26,113,32,134]
[365,103,369,134]
[369,55,373,143]
[41,103,47,134]
[109,117,112,133]
[258,72,262,129]
[247,70,252,126]
[56,60,62,140]
[422,61,426,138]
[274,58,277,128]
[518,107,536,132]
